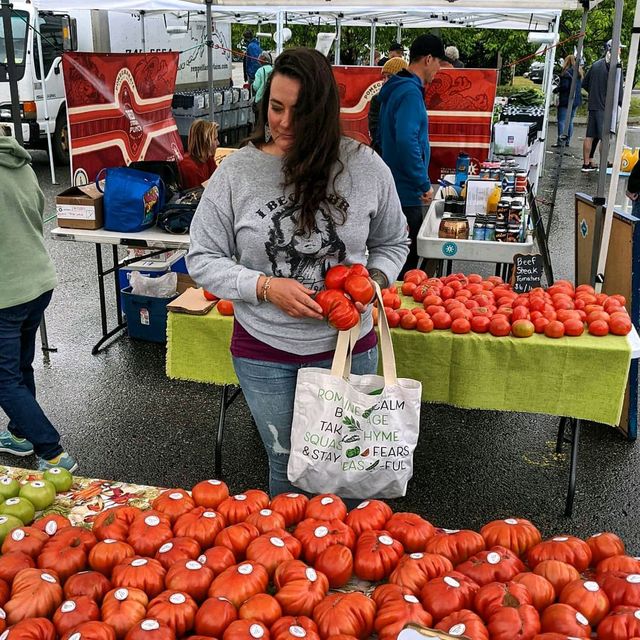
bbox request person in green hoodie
[0,129,77,472]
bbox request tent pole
[334,17,341,65]
[594,0,639,291]
[140,10,146,52]
[397,23,402,45]
[590,0,625,287]
[205,0,214,122]
[1,0,23,145]
[369,19,376,66]
[35,14,56,184]
[276,10,283,55]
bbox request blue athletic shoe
[0,432,34,457]
[37,452,78,473]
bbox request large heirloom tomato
[528,536,592,573]
[155,537,201,570]
[89,540,136,577]
[127,513,173,558]
[540,603,591,637]
[2,618,56,640]
[533,560,580,597]
[208,562,269,608]
[147,590,198,637]
[217,492,269,526]
[312,592,376,639]
[123,619,175,640]
[597,605,640,640]
[93,507,141,542]
[384,513,435,553]
[245,510,286,534]
[486,604,541,640]
[275,569,329,617]
[599,572,640,607]
[435,609,489,640]
[270,494,309,528]
[345,501,393,537]
[63,571,112,604]
[173,508,226,549]
[598,555,640,575]
[61,621,117,640]
[587,532,625,567]
[424,529,486,565]
[32,514,72,537]
[239,594,282,627]
[305,496,347,522]
[152,490,196,524]
[389,553,454,595]
[419,572,480,622]
[1,527,48,558]
[559,579,610,625]
[0,553,35,585]
[101,587,149,640]
[222,619,269,640]
[198,546,236,575]
[353,531,404,582]
[215,523,261,561]
[0,579,8,607]
[165,560,213,603]
[47,528,97,554]
[480,518,542,557]
[372,584,413,608]
[194,597,238,637]
[191,479,230,509]
[374,594,432,640]
[315,545,353,588]
[293,520,355,564]
[274,561,313,589]
[512,573,555,612]
[270,616,319,640]
[111,557,166,599]
[38,538,88,583]
[53,596,100,636]
[5,568,63,624]
[455,546,525,586]
[246,531,301,576]
[474,581,532,621]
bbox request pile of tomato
[380,270,633,339]
[0,481,639,640]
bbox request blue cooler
[121,286,178,343]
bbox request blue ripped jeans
[233,347,378,497]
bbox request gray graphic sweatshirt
[187,137,409,355]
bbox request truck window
[0,10,29,81]
[33,13,65,79]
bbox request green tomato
[19,480,56,511]
[0,476,19,500]
[0,497,35,524]
[0,515,24,543]
[43,467,73,493]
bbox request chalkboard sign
[512,253,544,293]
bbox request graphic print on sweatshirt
[263,196,348,291]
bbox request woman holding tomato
[187,48,409,496]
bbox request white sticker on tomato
[260,509,272,516]
[249,625,264,639]
[169,593,186,605]
[104,539,117,544]
[115,589,129,601]
[234,494,247,501]
[410,553,424,559]
[404,595,419,604]
[448,624,466,636]
[207,479,222,485]
[45,521,58,535]
[69,634,81,640]
[584,581,599,592]
[0,478,10,486]
[132,559,148,567]
[504,518,518,525]
[49,468,62,476]
[576,612,588,626]
[238,564,253,575]
[159,543,173,554]
[141,620,160,631]
[11,529,25,541]
[320,497,334,506]
[286,493,300,498]
[0,630,8,640]
[145,516,160,527]
[444,576,460,588]
[314,526,329,538]
[628,574,640,584]
[356,501,370,510]
[443,529,460,534]
[203,512,217,519]
[305,568,318,582]
[187,561,202,570]
[635,610,640,620]
[0,609,5,620]
[61,601,77,613]
[169,493,184,501]
[487,552,501,565]
[379,535,394,546]
[41,573,56,583]
[553,536,569,542]
[270,537,285,548]
[591,532,603,538]
[289,626,306,638]
[197,555,207,565]
[31,481,45,488]
[5,498,19,506]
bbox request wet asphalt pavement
[3,122,640,553]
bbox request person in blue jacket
[243,30,262,84]
[553,55,583,147]
[378,33,445,275]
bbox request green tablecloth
[166,303,632,426]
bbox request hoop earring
[264,123,272,143]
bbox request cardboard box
[56,183,104,230]
[493,121,537,157]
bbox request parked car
[524,60,561,88]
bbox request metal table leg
[215,384,243,478]
[556,416,568,452]
[565,418,581,517]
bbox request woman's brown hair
[561,54,584,79]
[188,119,219,164]
[247,47,344,234]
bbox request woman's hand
[263,277,324,320]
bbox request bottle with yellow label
[486,183,502,214]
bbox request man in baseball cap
[378,42,404,66]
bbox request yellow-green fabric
[166,298,632,426]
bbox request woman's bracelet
[262,276,274,302]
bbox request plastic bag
[129,271,178,298]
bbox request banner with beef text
[333,66,498,184]
[62,52,184,185]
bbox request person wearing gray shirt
[187,48,409,496]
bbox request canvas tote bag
[288,283,422,499]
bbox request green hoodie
[0,137,57,309]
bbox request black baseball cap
[410,34,446,61]
[389,42,404,52]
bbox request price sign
[512,253,543,293]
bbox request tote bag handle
[330,281,398,386]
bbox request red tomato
[511,306,530,321]
[495,306,513,321]
[534,317,550,334]
[203,290,218,301]
[451,318,471,334]
[511,319,534,338]
[533,560,581,598]
[471,316,491,333]
[587,310,610,325]
[589,320,610,337]
[401,282,418,296]
[313,592,376,639]
[432,312,452,330]
[544,321,565,339]
[411,308,427,317]
[464,299,479,310]
[472,306,493,318]
[455,546,525,586]
[400,314,418,330]
[316,290,348,317]
[609,315,632,336]
[450,308,472,322]
[559,579,610,626]
[386,311,400,328]
[396,309,411,319]
[529,298,545,313]
[344,276,374,305]
[564,319,585,337]
[610,294,627,306]
[512,572,555,612]
[425,304,445,316]
[423,295,443,307]
[217,300,234,316]
[403,269,427,284]
[328,299,359,331]
[587,532,625,567]
[382,293,401,310]
[440,286,455,300]
[417,317,434,333]
[556,309,580,322]
[468,274,483,284]
[489,316,511,337]
[486,604,540,640]
[324,265,351,290]
[540,603,591,637]
[576,284,595,295]
[315,544,353,588]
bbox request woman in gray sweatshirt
[187,48,409,497]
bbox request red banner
[62,52,184,185]
[333,66,498,183]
